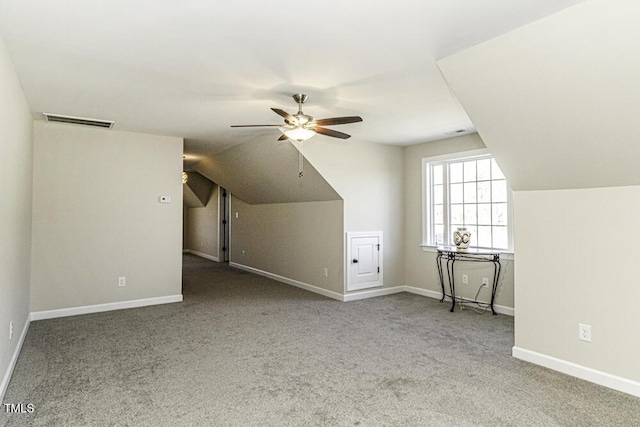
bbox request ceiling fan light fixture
[282,126,316,142]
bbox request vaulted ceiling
[0,0,585,158]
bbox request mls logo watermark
[3,403,35,413]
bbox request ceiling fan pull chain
[298,145,304,178]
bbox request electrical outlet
[482,277,489,287]
[9,321,13,340]
[323,267,328,277]
[118,276,126,287]
[578,323,592,342]
[462,274,469,284]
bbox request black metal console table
[435,246,502,315]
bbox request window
[423,150,513,251]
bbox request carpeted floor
[2,254,639,426]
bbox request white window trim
[421,149,515,258]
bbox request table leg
[436,252,446,302]
[490,257,502,315]
[447,256,456,312]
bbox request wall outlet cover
[578,323,592,342]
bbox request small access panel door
[347,232,383,291]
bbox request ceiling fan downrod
[292,93,308,114]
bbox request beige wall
[515,186,640,382]
[230,198,344,294]
[302,139,405,290]
[403,134,515,310]
[31,122,183,312]
[185,185,220,259]
[0,35,33,397]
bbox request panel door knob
[352,258,359,263]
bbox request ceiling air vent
[43,113,114,129]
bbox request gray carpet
[2,254,639,426]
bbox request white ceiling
[0,0,585,153]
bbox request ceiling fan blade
[230,124,282,127]
[271,108,295,123]
[278,134,289,141]
[315,127,351,139]
[314,116,363,126]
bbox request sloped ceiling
[190,136,341,205]
[184,171,214,205]
[183,171,214,208]
[437,0,640,191]
[183,184,204,208]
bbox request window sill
[420,244,515,260]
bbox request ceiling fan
[231,94,363,142]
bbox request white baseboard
[30,294,183,321]
[229,262,344,301]
[223,264,516,316]
[185,250,219,262]
[403,286,443,300]
[1,316,30,402]
[343,286,405,302]
[513,346,640,398]
[491,303,514,316]
[228,263,406,303]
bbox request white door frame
[219,187,230,262]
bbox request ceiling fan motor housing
[293,94,308,104]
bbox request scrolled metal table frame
[435,246,502,315]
